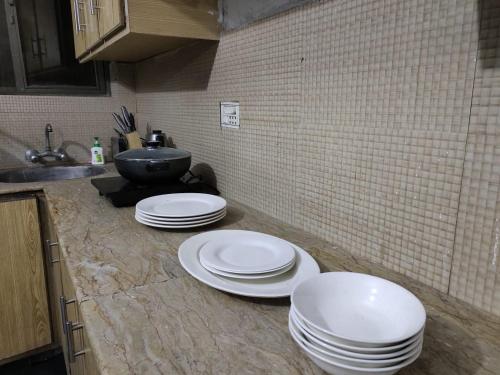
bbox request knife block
[125,132,142,149]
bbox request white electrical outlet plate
[220,101,240,128]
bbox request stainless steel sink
[0,165,106,183]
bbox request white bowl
[289,313,422,368]
[290,307,423,359]
[291,272,426,347]
[289,318,422,375]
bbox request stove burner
[91,171,220,207]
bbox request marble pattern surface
[0,167,499,374]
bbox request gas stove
[91,172,219,207]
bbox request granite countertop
[1,166,499,375]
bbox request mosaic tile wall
[0,63,136,168]
[450,0,500,314]
[2,0,495,315]
[134,0,500,315]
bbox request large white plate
[136,193,226,218]
[199,231,296,274]
[199,257,296,280]
[178,230,320,298]
[135,208,226,223]
[135,211,225,229]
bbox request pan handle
[146,160,170,172]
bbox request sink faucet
[45,123,53,152]
[25,123,68,163]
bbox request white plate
[136,193,226,218]
[200,257,296,280]
[136,209,226,224]
[291,272,426,347]
[135,211,225,229]
[135,211,225,226]
[136,208,226,222]
[178,230,320,298]
[289,313,423,367]
[290,307,423,358]
[199,231,296,274]
[289,318,422,375]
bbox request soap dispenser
[91,137,105,165]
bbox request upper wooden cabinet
[70,0,219,63]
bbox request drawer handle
[66,321,86,363]
[59,296,76,334]
[46,240,60,263]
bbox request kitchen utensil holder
[125,131,142,149]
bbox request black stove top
[91,175,220,207]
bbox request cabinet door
[84,0,100,49]
[96,0,124,39]
[70,0,87,57]
[37,196,64,349]
[0,198,51,361]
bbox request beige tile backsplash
[135,0,499,316]
[450,0,500,314]
[0,0,498,316]
[0,63,136,168]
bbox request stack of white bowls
[289,272,426,375]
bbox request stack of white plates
[178,230,320,297]
[135,193,226,229]
[289,272,426,375]
[199,231,297,279]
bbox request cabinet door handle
[74,0,86,31]
[59,296,76,333]
[66,321,86,363]
[31,37,39,57]
[46,240,60,263]
[89,0,100,15]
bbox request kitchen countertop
[1,166,499,375]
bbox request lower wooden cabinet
[0,193,99,373]
[0,196,52,361]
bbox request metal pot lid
[115,143,191,161]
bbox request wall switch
[220,101,240,128]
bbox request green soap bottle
[91,137,104,165]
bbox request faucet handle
[54,148,68,161]
[26,149,41,163]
